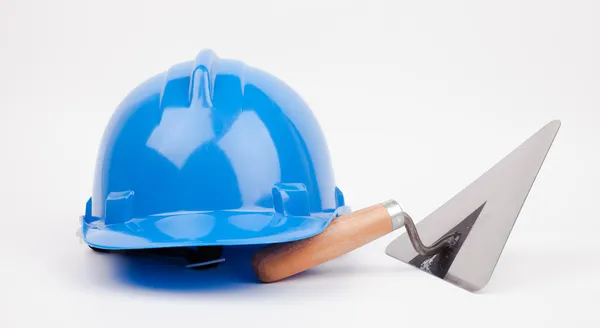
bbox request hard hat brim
[80,206,350,250]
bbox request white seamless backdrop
[0,1,599,327]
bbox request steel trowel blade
[385,120,561,292]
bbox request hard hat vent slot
[272,183,311,217]
[105,190,135,225]
[85,197,92,218]
[335,186,345,208]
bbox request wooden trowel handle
[252,202,401,283]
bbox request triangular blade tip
[544,119,561,132]
[385,120,561,292]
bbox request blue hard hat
[81,49,349,251]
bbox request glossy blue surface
[82,49,348,250]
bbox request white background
[1,0,599,327]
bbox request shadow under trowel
[99,245,263,293]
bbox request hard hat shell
[81,49,349,250]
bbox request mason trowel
[252,120,561,292]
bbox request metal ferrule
[382,199,406,231]
[383,199,460,257]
